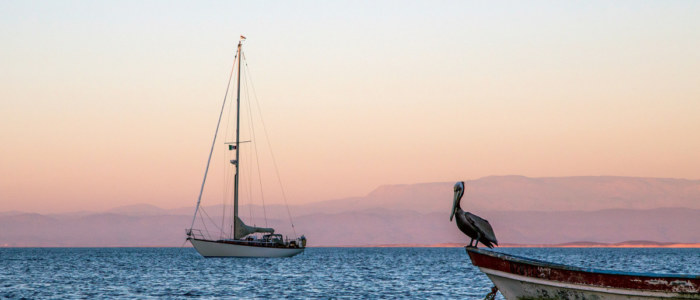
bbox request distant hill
[1,208,698,247]
[2,176,699,247]
[294,207,700,246]
[160,176,700,218]
[298,176,700,213]
[107,204,168,216]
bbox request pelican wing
[465,212,498,246]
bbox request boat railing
[186,229,206,240]
[188,230,303,249]
[218,237,303,248]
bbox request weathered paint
[466,247,700,299]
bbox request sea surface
[1,247,698,299]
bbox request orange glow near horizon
[1,1,700,213]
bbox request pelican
[450,181,498,248]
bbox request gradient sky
[1,1,699,213]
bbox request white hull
[480,267,696,299]
[189,238,304,258]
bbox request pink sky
[1,1,699,213]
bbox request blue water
[1,247,698,299]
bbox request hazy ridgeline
[1,176,699,247]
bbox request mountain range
[2,176,699,247]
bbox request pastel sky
[1,1,699,213]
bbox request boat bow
[466,247,700,299]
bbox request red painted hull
[466,247,700,299]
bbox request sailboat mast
[233,39,243,237]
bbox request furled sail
[234,216,274,239]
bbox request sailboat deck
[190,238,303,249]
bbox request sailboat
[186,36,306,257]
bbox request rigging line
[228,64,241,239]
[248,146,253,222]
[243,55,297,236]
[220,149,228,240]
[222,159,233,240]
[241,136,252,228]
[179,238,189,250]
[234,137,239,239]
[235,72,253,233]
[232,157,238,240]
[188,50,239,233]
[238,76,250,228]
[242,61,268,227]
[245,88,255,225]
[221,67,237,239]
[200,206,224,235]
[222,152,236,240]
[198,208,211,240]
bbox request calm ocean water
[1,247,698,299]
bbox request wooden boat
[466,247,700,299]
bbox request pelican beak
[450,181,464,221]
